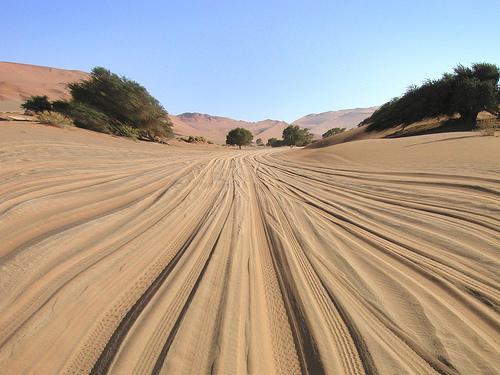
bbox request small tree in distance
[256,138,263,146]
[283,125,313,147]
[226,127,253,149]
[266,138,283,147]
[22,95,52,113]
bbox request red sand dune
[0,61,88,102]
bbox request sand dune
[0,62,88,105]
[0,123,499,374]
[293,107,378,134]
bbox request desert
[1,1,500,374]
[0,120,499,374]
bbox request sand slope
[0,123,499,374]
[293,107,378,135]
[0,62,88,103]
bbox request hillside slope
[293,107,378,134]
[308,111,498,149]
[0,62,88,108]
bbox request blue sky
[2,0,499,122]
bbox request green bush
[322,127,346,138]
[66,102,113,133]
[266,138,284,147]
[51,100,71,114]
[68,67,173,138]
[22,95,52,113]
[52,67,173,141]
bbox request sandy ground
[0,123,499,375]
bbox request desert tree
[360,62,500,130]
[256,138,263,146]
[226,127,253,149]
[57,67,173,139]
[282,125,313,147]
[450,63,499,126]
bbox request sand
[293,107,378,135]
[0,62,88,102]
[0,122,499,374]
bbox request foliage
[51,100,71,114]
[267,138,284,147]
[322,127,346,138]
[282,125,313,146]
[256,138,263,146]
[65,102,114,133]
[57,67,173,140]
[112,123,140,138]
[226,127,253,149]
[36,111,73,127]
[360,63,500,130]
[22,95,52,113]
[266,138,276,146]
[185,135,207,143]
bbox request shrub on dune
[322,127,346,138]
[51,67,173,141]
[360,62,500,130]
[266,137,284,147]
[22,95,52,113]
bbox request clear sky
[2,0,499,122]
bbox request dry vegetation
[36,111,73,127]
[478,118,497,136]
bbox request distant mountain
[292,107,378,136]
[171,113,289,144]
[172,108,379,143]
